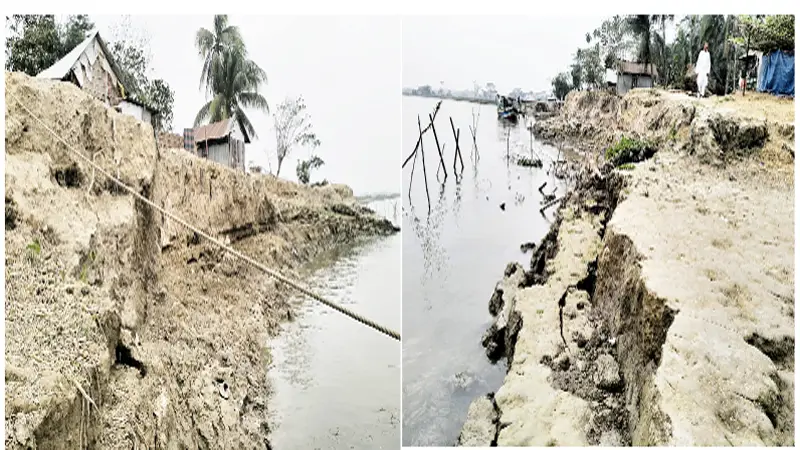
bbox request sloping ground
[461,89,794,446]
[5,72,397,449]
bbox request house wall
[616,74,653,95]
[205,142,232,167]
[118,101,153,126]
[74,40,122,107]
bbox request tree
[5,14,94,76]
[194,48,269,138]
[651,15,674,84]
[195,15,245,95]
[272,96,320,178]
[571,49,583,91]
[627,15,655,74]
[551,73,572,100]
[582,44,604,89]
[61,15,94,52]
[194,16,268,138]
[143,79,174,131]
[107,18,174,132]
[593,15,633,70]
[296,155,324,185]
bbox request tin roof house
[36,30,156,126]
[615,61,658,96]
[183,118,249,173]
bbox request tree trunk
[723,16,730,95]
[276,155,284,177]
[743,33,751,96]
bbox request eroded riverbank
[4,72,399,449]
[460,89,794,446]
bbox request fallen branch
[539,196,563,213]
[66,373,98,412]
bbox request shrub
[605,136,656,166]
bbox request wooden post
[430,113,447,180]
[418,115,431,212]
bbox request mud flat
[4,71,398,449]
[460,89,794,446]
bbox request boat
[496,95,521,123]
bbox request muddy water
[268,197,401,449]
[402,97,565,446]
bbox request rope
[7,92,401,342]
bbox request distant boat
[496,95,520,123]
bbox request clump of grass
[668,125,678,142]
[605,135,657,166]
[26,238,41,255]
[617,163,635,171]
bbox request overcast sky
[402,15,681,94]
[403,16,607,94]
[88,15,401,194]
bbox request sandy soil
[461,88,794,446]
[5,71,398,449]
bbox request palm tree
[652,15,674,84]
[627,15,654,74]
[195,15,245,95]
[194,48,269,139]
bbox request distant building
[615,61,658,95]
[183,118,249,172]
[36,30,156,126]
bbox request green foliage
[296,155,325,185]
[143,79,174,132]
[570,49,583,91]
[26,238,41,255]
[668,125,678,142]
[581,44,604,89]
[195,15,268,140]
[6,15,176,132]
[5,15,94,75]
[617,163,636,171]
[735,15,794,53]
[551,73,572,100]
[605,136,656,166]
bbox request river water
[402,96,565,446]
[268,197,401,449]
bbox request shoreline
[459,89,794,446]
[4,71,399,449]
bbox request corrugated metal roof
[193,117,251,144]
[37,30,126,84]
[617,61,658,77]
[35,29,156,112]
[193,118,234,143]
[37,30,99,80]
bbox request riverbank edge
[4,71,399,449]
[458,89,794,446]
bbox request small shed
[36,30,156,126]
[191,118,250,172]
[616,61,658,96]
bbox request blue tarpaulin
[758,51,794,96]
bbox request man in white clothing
[695,42,711,98]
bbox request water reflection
[269,198,400,449]
[402,97,565,446]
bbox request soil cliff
[460,89,794,446]
[5,71,397,449]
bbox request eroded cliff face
[460,89,793,447]
[5,72,398,449]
